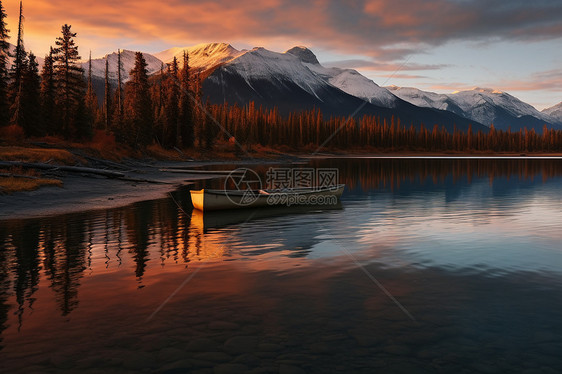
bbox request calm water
[1,158,562,373]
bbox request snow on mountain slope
[202,45,485,132]
[286,46,399,108]
[214,46,328,99]
[542,102,562,124]
[82,49,163,82]
[449,87,553,124]
[155,42,242,72]
[387,85,559,129]
[386,86,465,115]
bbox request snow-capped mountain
[543,102,562,124]
[386,86,465,115]
[388,86,561,130]
[286,46,400,108]
[155,42,242,72]
[82,49,163,82]
[451,87,554,123]
[194,43,484,132]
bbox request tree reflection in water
[1,158,562,344]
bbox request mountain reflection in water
[0,158,561,373]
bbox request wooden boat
[190,184,345,211]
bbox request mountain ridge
[388,85,561,130]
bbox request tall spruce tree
[85,51,99,128]
[9,1,25,105]
[123,52,152,147]
[9,56,27,128]
[116,50,123,117]
[203,100,217,150]
[8,0,27,127]
[0,0,9,127]
[40,48,56,134]
[52,24,87,138]
[163,56,179,147]
[111,49,123,135]
[104,58,111,130]
[19,52,42,136]
[178,51,194,147]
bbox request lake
[1,158,561,373]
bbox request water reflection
[0,159,562,372]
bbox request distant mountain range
[9,42,561,132]
[157,43,483,132]
[387,86,562,131]
[543,102,562,124]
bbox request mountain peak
[285,46,319,65]
[543,102,562,123]
[191,42,236,53]
[455,87,503,94]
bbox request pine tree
[203,100,217,150]
[0,0,9,127]
[40,48,56,134]
[8,0,27,127]
[9,55,27,128]
[104,57,111,130]
[9,1,25,106]
[178,51,194,147]
[116,50,123,117]
[18,52,42,136]
[123,52,152,147]
[52,24,87,138]
[163,56,179,147]
[85,51,99,129]
[111,49,124,137]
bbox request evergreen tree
[0,0,9,127]
[111,49,124,136]
[73,91,92,140]
[9,56,27,128]
[203,100,217,150]
[178,51,194,147]
[18,52,42,136]
[9,1,25,105]
[123,52,152,147]
[8,0,27,127]
[85,51,99,128]
[40,48,56,134]
[163,56,179,147]
[116,49,123,118]
[52,24,87,138]
[104,58,111,130]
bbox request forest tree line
[2,1,562,154]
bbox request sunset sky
[4,0,562,109]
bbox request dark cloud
[11,0,562,61]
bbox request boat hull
[190,185,345,211]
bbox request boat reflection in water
[190,202,343,232]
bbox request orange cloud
[4,0,561,60]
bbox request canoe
[190,184,345,211]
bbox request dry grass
[0,176,62,194]
[0,146,77,164]
[0,167,63,194]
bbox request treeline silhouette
[2,1,562,153]
[205,103,562,152]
